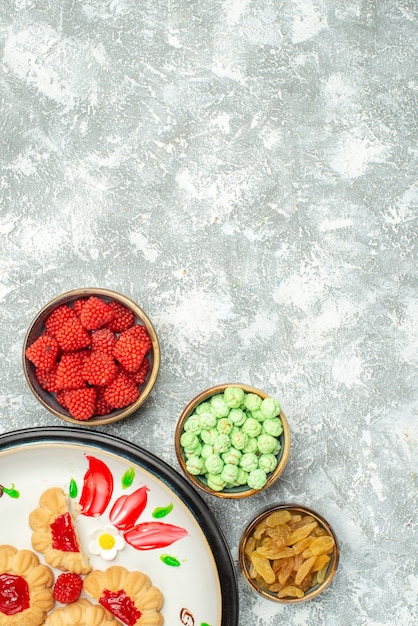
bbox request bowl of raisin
[23,288,160,425]
[239,504,339,602]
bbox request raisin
[294,555,316,586]
[278,585,304,599]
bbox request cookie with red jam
[84,565,164,626]
[0,545,54,626]
[45,598,120,626]
[29,487,91,575]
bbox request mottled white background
[0,1,417,624]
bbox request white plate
[0,426,238,626]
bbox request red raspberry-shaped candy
[64,387,97,421]
[25,334,59,370]
[53,317,91,352]
[126,357,151,386]
[56,390,68,408]
[93,386,113,416]
[45,305,77,335]
[124,324,152,353]
[80,296,114,330]
[55,353,86,390]
[104,301,135,333]
[103,371,140,409]
[53,573,83,604]
[73,298,88,316]
[35,363,60,393]
[91,327,117,356]
[82,352,117,386]
[113,333,147,372]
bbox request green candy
[210,394,230,417]
[221,463,239,484]
[217,417,233,435]
[180,388,284,494]
[240,453,258,472]
[263,418,283,437]
[257,434,277,454]
[195,401,212,414]
[186,456,206,475]
[242,437,258,454]
[235,468,249,486]
[230,430,249,450]
[243,393,262,412]
[251,409,266,422]
[180,432,199,449]
[258,453,278,473]
[184,442,202,458]
[201,444,215,459]
[205,453,224,474]
[200,428,217,445]
[206,473,226,491]
[213,434,231,454]
[222,448,242,465]
[260,397,281,419]
[247,468,268,490]
[242,418,262,438]
[199,411,217,429]
[229,408,246,426]
[223,386,245,408]
[183,414,202,434]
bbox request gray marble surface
[1,1,417,624]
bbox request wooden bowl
[175,383,291,499]
[22,288,160,426]
[239,503,339,602]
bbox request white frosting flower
[89,525,125,561]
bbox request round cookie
[84,565,164,626]
[0,544,54,626]
[45,598,120,626]
[29,487,91,575]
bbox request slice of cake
[0,544,54,626]
[84,565,164,626]
[29,487,91,575]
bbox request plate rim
[0,425,239,626]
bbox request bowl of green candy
[175,383,291,499]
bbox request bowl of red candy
[23,288,160,425]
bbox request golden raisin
[251,552,276,585]
[278,585,304,599]
[265,510,293,527]
[286,521,318,545]
[309,535,335,556]
[294,555,316,586]
[311,555,331,572]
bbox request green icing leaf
[122,467,135,489]
[1,484,19,498]
[152,502,173,518]
[69,478,78,499]
[160,554,181,567]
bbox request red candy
[26,296,153,421]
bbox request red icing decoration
[50,512,80,552]
[0,573,30,616]
[80,456,114,517]
[99,589,141,626]
[123,521,188,550]
[109,486,149,531]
